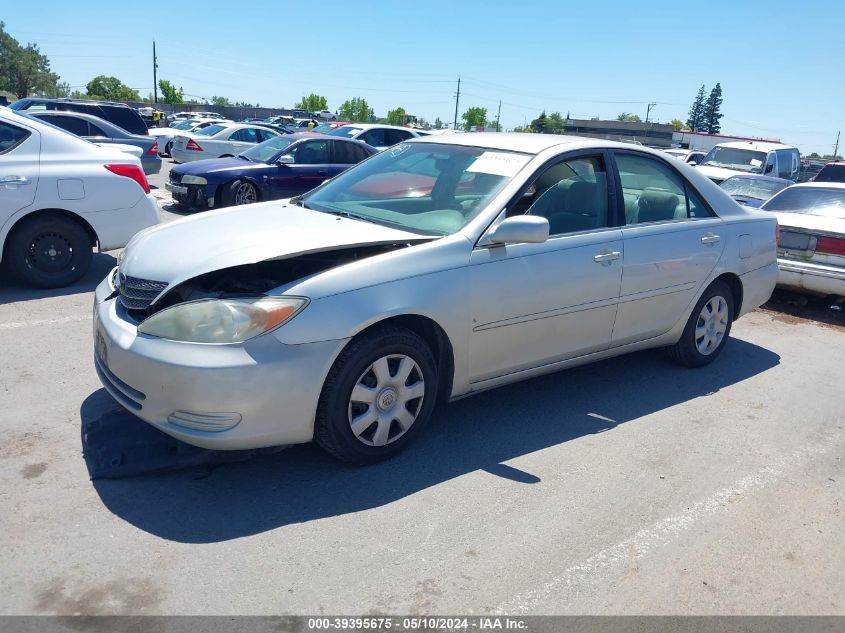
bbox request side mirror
[276,155,295,166]
[488,216,549,245]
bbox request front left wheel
[315,326,439,464]
[223,180,258,206]
[5,214,93,288]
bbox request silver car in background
[93,134,778,463]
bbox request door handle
[594,250,621,263]
[701,233,721,246]
[1,176,30,185]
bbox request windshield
[194,124,227,136]
[762,187,845,218]
[720,177,789,201]
[815,164,845,183]
[301,142,530,236]
[312,123,336,134]
[172,120,196,130]
[701,147,768,173]
[328,126,363,139]
[240,136,294,162]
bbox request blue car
[165,133,376,210]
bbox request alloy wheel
[234,182,257,205]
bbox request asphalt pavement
[0,161,843,615]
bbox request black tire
[163,140,173,157]
[219,154,234,158]
[6,213,93,288]
[668,279,735,367]
[315,326,439,465]
[223,179,259,207]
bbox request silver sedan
[93,134,778,463]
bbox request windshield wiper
[236,155,251,161]
[319,209,381,224]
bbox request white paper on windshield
[749,159,762,167]
[466,152,530,177]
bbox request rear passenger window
[44,115,90,137]
[0,122,31,153]
[332,141,359,164]
[616,153,712,224]
[516,155,609,236]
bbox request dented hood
[120,201,423,287]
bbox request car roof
[338,123,419,132]
[787,182,845,190]
[715,140,797,151]
[407,132,642,155]
[820,161,845,166]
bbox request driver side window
[510,156,609,236]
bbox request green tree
[338,97,371,122]
[295,93,328,112]
[386,106,406,125]
[529,111,549,133]
[434,117,443,129]
[85,75,139,101]
[702,82,724,134]
[158,79,183,105]
[669,118,686,131]
[0,22,59,98]
[616,112,642,123]
[806,152,820,159]
[546,111,566,133]
[462,106,487,131]
[686,84,707,132]
[211,95,231,106]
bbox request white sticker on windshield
[750,159,762,167]
[466,152,530,177]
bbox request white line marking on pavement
[0,315,89,332]
[496,430,843,615]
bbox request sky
[3,0,843,154]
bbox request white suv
[0,108,160,288]
[697,141,801,184]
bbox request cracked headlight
[138,296,308,344]
[181,175,208,185]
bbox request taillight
[105,164,150,193]
[146,140,159,155]
[186,139,203,151]
[816,235,845,256]
[775,220,780,246]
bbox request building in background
[563,118,674,147]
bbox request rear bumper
[86,194,161,251]
[170,148,207,163]
[141,156,162,176]
[777,257,845,297]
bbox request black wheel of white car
[669,280,734,367]
[225,180,258,206]
[163,140,173,156]
[6,214,92,288]
[316,326,438,464]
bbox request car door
[468,151,624,383]
[611,150,725,346]
[227,127,261,154]
[329,140,365,178]
[269,140,332,198]
[0,120,39,222]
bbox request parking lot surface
[0,161,843,615]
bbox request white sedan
[0,107,159,288]
[170,123,281,163]
[761,182,845,298]
[327,124,420,150]
[148,118,231,157]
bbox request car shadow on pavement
[82,337,780,543]
[0,253,116,303]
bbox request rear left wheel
[6,214,93,288]
[668,280,734,367]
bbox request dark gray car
[27,111,161,176]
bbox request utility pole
[495,100,501,132]
[152,41,158,104]
[834,130,841,158]
[453,76,461,130]
[645,102,656,125]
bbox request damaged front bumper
[92,271,349,450]
[165,181,217,209]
